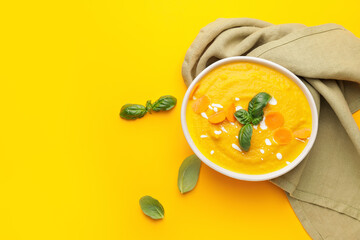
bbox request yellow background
[0,0,359,239]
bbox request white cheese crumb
[214,130,222,135]
[235,106,243,111]
[200,135,208,138]
[260,149,265,154]
[210,150,214,155]
[201,112,208,119]
[253,125,258,130]
[269,97,277,105]
[260,116,268,130]
[235,97,240,101]
[232,143,242,152]
[276,153,283,160]
[208,105,213,110]
[213,107,218,112]
[265,138,272,146]
[286,161,290,165]
[220,126,228,133]
[211,103,223,108]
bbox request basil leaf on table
[178,155,201,194]
[120,95,176,120]
[139,195,164,220]
[239,123,253,152]
[152,95,177,112]
[248,92,271,118]
[120,104,147,120]
[234,109,252,125]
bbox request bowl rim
[181,56,318,181]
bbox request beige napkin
[182,18,360,239]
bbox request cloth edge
[350,98,360,114]
[287,195,324,240]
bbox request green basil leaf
[239,124,253,151]
[139,196,164,220]
[178,155,201,194]
[251,116,263,125]
[234,109,252,124]
[120,104,147,120]
[248,92,271,118]
[152,95,177,112]
[145,100,152,114]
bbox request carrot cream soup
[186,62,312,175]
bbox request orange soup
[186,62,312,174]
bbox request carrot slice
[208,111,226,124]
[273,127,293,145]
[293,128,311,139]
[189,83,200,99]
[226,103,236,122]
[265,112,284,129]
[192,95,210,114]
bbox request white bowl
[181,56,318,181]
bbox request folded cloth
[182,18,360,240]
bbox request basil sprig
[120,95,177,120]
[234,92,271,151]
[139,196,164,220]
